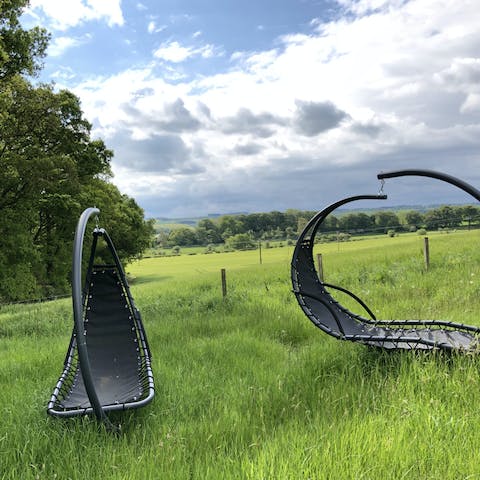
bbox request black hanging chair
[291,169,480,351]
[48,208,154,423]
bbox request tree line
[158,205,480,249]
[0,1,154,301]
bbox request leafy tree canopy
[0,0,49,80]
[0,3,154,301]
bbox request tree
[196,218,222,244]
[338,213,374,233]
[240,213,262,233]
[459,205,480,228]
[0,2,154,301]
[0,77,116,297]
[0,0,49,80]
[285,209,302,227]
[80,180,155,263]
[168,227,197,247]
[225,233,256,250]
[218,215,244,237]
[155,229,169,248]
[322,214,338,232]
[269,211,288,230]
[405,210,424,229]
[297,217,309,234]
[424,206,462,230]
[285,226,296,239]
[373,211,400,232]
[0,202,40,300]
[273,227,284,239]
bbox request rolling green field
[1,230,480,479]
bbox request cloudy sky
[23,0,480,218]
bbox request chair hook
[378,178,385,195]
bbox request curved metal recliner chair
[291,169,480,351]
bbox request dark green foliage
[424,205,463,230]
[0,0,50,80]
[0,3,153,301]
[338,212,374,233]
[167,226,198,247]
[0,203,40,300]
[196,218,222,244]
[161,204,480,248]
[459,205,480,226]
[405,210,424,229]
[225,233,256,250]
[372,210,401,232]
[80,180,155,263]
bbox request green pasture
[128,243,293,285]
[1,230,480,479]
[130,230,466,288]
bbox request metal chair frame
[47,208,154,424]
[291,170,480,351]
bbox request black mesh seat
[291,170,480,351]
[48,208,154,422]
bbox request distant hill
[336,202,470,216]
[156,218,198,227]
[154,212,248,232]
[206,212,248,218]
[336,204,431,216]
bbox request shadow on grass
[356,342,479,371]
[46,404,156,438]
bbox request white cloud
[28,0,124,30]
[461,94,480,113]
[147,20,166,34]
[66,0,480,216]
[436,57,480,114]
[48,34,92,57]
[153,41,195,63]
[50,66,76,81]
[153,40,220,63]
[338,0,404,16]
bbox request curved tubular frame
[322,282,377,320]
[99,228,153,362]
[297,194,388,245]
[72,207,108,424]
[48,211,154,424]
[292,170,480,351]
[71,228,154,417]
[292,194,387,320]
[378,169,480,202]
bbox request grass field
[1,230,480,479]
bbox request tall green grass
[1,230,480,479]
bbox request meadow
[1,230,480,479]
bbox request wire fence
[2,222,479,309]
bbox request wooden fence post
[423,237,430,270]
[316,253,324,282]
[221,268,227,298]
